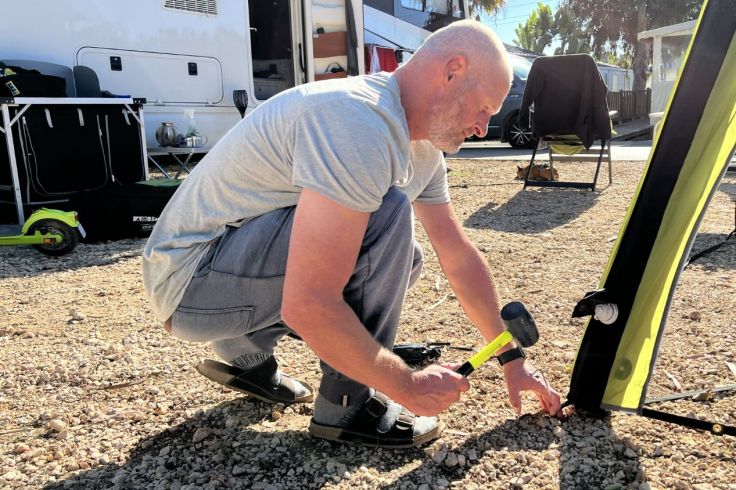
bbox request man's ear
[444,55,468,83]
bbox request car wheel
[505,115,538,149]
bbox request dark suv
[469,54,537,148]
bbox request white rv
[1,0,469,151]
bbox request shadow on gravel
[45,397,420,490]
[718,180,735,199]
[0,239,145,279]
[464,188,599,234]
[688,232,735,270]
[381,412,643,489]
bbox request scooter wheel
[29,219,79,256]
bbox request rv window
[401,0,462,18]
[401,0,423,11]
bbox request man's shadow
[46,397,417,490]
[380,411,642,489]
[464,188,599,234]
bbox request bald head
[394,21,513,151]
[411,20,512,88]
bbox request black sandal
[308,392,443,448]
[196,358,314,404]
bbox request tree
[468,0,506,19]
[513,2,555,53]
[553,4,592,55]
[561,0,703,89]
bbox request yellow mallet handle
[456,330,514,377]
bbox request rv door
[304,0,365,82]
[247,1,364,97]
[248,0,305,101]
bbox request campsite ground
[1,159,734,489]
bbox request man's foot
[308,392,443,448]
[195,357,314,404]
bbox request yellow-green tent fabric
[567,0,735,434]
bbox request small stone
[623,448,637,458]
[13,444,30,454]
[3,470,23,481]
[467,448,478,460]
[48,419,67,432]
[159,446,171,457]
[69,309,86,321]
[689,311,702,321]
[510,475,532,487]
[232,465,247,476]
[111,471,127,485]
[65,462,80,472]
[604,485,624,490]
[654,445,663,457]
[432,449,448,465]
[553,426,564,438]
[153,404,168,416]
[444,452,459,467]
[192,427,212,443]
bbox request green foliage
[553,4,592,55]
[513,2,555,53]
[560,0,702,55]
[600,50,634,68]
[558,0,701,88]
[468,0,506,19]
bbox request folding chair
[518,54,613,191]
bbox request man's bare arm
[413,200,561,415]
[413,201,510,345]
[282,189,467,415]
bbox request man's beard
[427,90,468,154]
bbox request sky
[479,0,558,52]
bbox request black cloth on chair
[519,54,610,149]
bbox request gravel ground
[1,159,734,490]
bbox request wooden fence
[607,89,651,121]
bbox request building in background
[638,20,697,126]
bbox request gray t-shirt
[143,73,449,321]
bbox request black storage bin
[70,180,180,242]
[1,73,67,97]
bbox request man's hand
[394,363,470,416]
[502,359,561,416]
